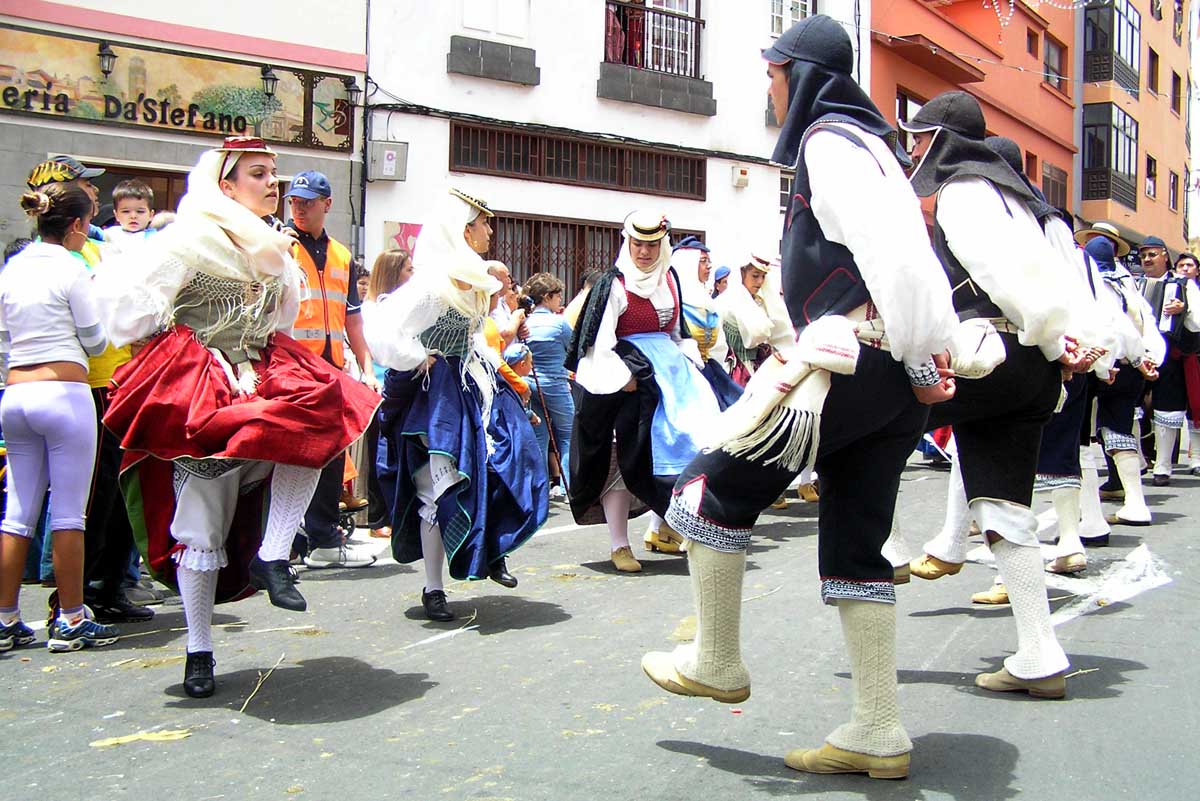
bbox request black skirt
[1034,372,1087,489]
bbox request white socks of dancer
[1078,446,1111,540]
[825,600,911,757]
[990,539,1068,680]
[1051,488,1084,559]
[1153,424,1179,477]
[419,520,446,592]
[177,565,217,654]
[1111,450,1151,523]
[1189,428,1200,469]
[922,456,970,564]
[257,464,321,562]
[601,488,633,552]
[672,542,750,692]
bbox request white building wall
[364,0,869,269]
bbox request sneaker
[548,485,567,501]
[47,616,119,652]
[303,542,377,569]
[0,619,37,651]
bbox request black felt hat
[762,15,853,74]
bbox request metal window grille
[604,0,705,79]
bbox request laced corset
[173,271,284,362]
[418,307,476,358]
[690,323,719,362]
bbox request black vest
[931,181,1011,321]
[780,122,880,331]
[1139,274,1198,352]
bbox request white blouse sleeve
[576,281,633,395]
[1135,291,1168,366]
[91,240,195,347]
[274,262,304,335]
[722,286,773,348]
[362,285,446,372]
[936,178,1072,361]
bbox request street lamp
[98,41,117,79]
[342,75,362,107]
[260,65,279,99]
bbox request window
[1042,162,1068,209]
[1044,36,1066,92]
[1084,0,1140,96]
[1150,0,1162,20]
[896,90,925,154]
[1170,72,1182,114]
[449,120,707,200]
[1168,171,1179,211]
[779,170,794,213]
[488,212,704,296]
[604,0,704,79]
[462,0,530,39]
[1146,154,1157,197]
[1025,152,1038,180]
[1111,0,1140,74]
[1027,28,1039,57]
[1147,47,1159,93]
[771,0,816,36]
[1083,102,1139,208]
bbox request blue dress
[376,309,548,581]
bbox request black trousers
[303,453,346,550]
[363,414,388,530]
[84,388,136,602]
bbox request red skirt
[105,326,381,601]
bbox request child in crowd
[103,179,155,251]
[503,343,542,429]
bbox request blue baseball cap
[672,234,710,253]
[713,265,731,282]
[284,171,332,200]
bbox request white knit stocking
[825,600,911,757]
[177,565,217,654]
[1189,428,1200,468]
[1078,446,1111,539]
[601,488,632,552]
[646,512,665,534]
[990,539,1068,680]
[672,542,750,692]
[1112,450,1151,522]
[1153,424,1179,477]
[922,456,970,563]
[1051,488,1083,559]
[258,464,321,561]
[419,520,445,592]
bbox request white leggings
[0,381,97,536]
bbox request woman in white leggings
[0,183,116,653]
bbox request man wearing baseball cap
[27,155,106,252]
[284,170,379,570]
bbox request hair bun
[19,190,52,217]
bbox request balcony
[1084,50,1139,98]
[598,1,715,116]
[1083,167,1138,210]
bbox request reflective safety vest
[292,234,352,368]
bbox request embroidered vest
[781,122,878,331]
[614,273,679,337]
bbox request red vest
[615,273,679,337]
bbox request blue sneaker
[0,619,37,651]
[47,616,119,652]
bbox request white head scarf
[672,246,715,317]
[413,190,503,319]
[172,149,295,279]
[616,232,672,299]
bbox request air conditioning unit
[732,164,749,188]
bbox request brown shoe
[971,583,1009,605]
[797,482,820,503]
[644,524,684,554]
[641,651,750,703]
[975,666,1066,698]
[369,526,392,539]
[1047,553,1086,574]
[909,554,963,580]
[770,494,789,510]
[784,743,910,780]
[611,546,642,573]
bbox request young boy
[103,179,155,251]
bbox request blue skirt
[377,356,547,581]
[701,358,743,411]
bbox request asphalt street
[2,450,1197,801]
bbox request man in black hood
[642,15,960,780]
[901,90,1087,699]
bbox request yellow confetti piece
[90,729,192,748]
[41,665,59,673]
[286,786,304,794]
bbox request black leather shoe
[183,651,216,698]
[1152,474,1170,487]
[488,558,518,588]
[92,594,155,623]
[422,589,455,622]
[1081,534,1110,548]
[249,556,307,612]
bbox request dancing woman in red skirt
[95,137,379,698]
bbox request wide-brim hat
[745,252,778,271]
[623,210,671,242]
[450,188,495,219]
[1074,222,1130,258]
[215,135,276,155]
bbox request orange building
[871,0,1077,221]
[1079,0,1192,254]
